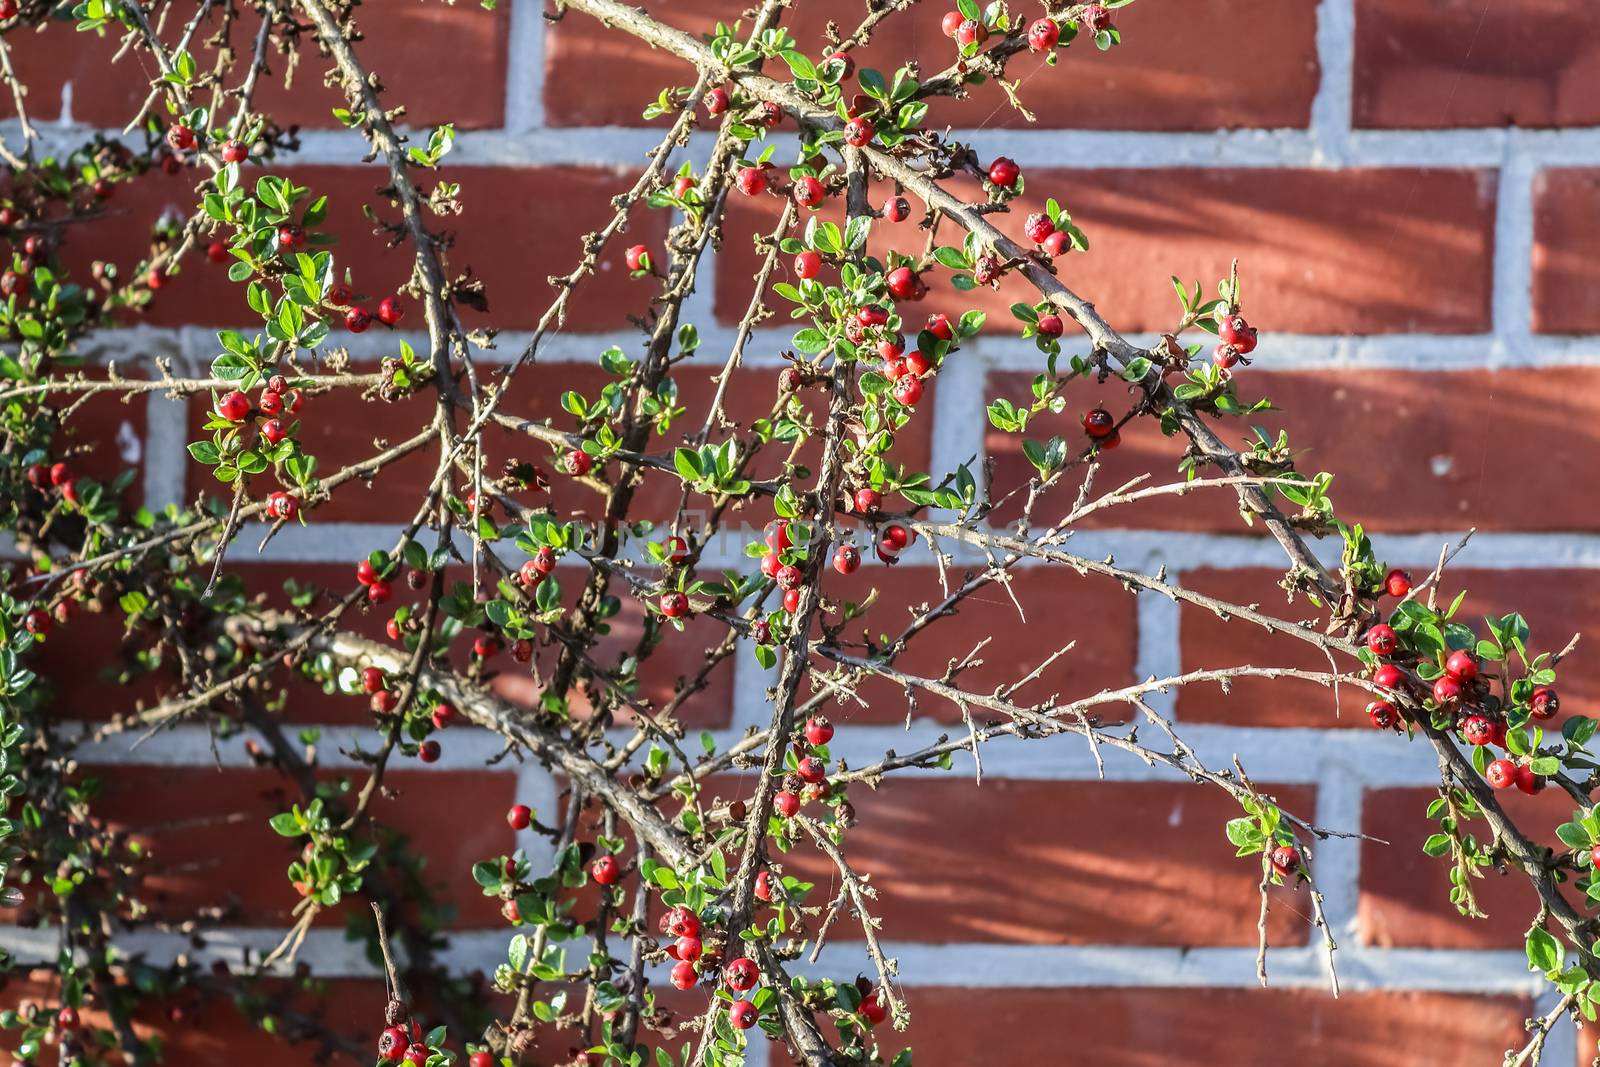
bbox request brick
[802,562,1138,726]
[985,367,1600,533]
[717,169,1497,335]
[1354,0,1600,129]
[892,986,1531,1065]
[1360,785,1576,949]
[60,165,664,332]
[1,6,508,129]
[702,777,1315,945]
[45,379,148,501]
[1533,168,1600,333]
[1178,568,1600,727]
[83,764,513,927]
[545,0,1319,130]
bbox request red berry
[474,634,502,659]
[49,462,71,487]
[893,374,924,406]
[883,357,907,382]
[1366,700,1397,730]
[1365,624,1398,656]
[346,307,373,333]
[328,282,354,306]
[973,254,1003,286]
[860,993,888,1026]
[507,804,532,830]
[706,87,729,115]
[624,244,650,272]
[1036,313,1064,338]
[885,266,920,301]
[565,449,592,476]
[417,740,440,763]
[91,177,113,200]
[25,463,47,488]
[1530,686,1560,720]
[1383,568,1412,598]
[361,666,386,694]
[1082,408,1115,439]
[284,389,304,415]
[844,117,873,147]
[146,266,168,290]
[216,390,251,423]
[673,175,695,198]
[222,140,249,164]
[925,313,953,341]
[378,1026,409,1059]
[659,591,689,618]
[260,418,287,445]
[956,18,987,46]
[765,520,793,552]
[590,855,620,885]
[884,196,910,222]
[207,240,228,264]
[1434,675,1464,707]
[1217,313,1258,354]
[371,689,398,714]
[805,716,834,746]
[794,250,822,279]
[775,563,804,591]
[367,579,392,604]
[881,523,914,552]
[258,390,283,416]
[1269,844,1300,877]
[377,296,405,326]
[1373,664,1403,690]
[1515,764,1541,795]
[669,960,698,990]
[356,559,379,585]
[403,1046,426,1067]
[502,899,521,923]
[266,491,298,521]
[857,304,889,327]
[6,269,34,300]
[1460,713,1492,745]
[728,1000,758,1030]
[1028,17,1060,50]
[783,588,802,613]
[735,167,768,196]
[1082,3,1112,32]
[1042,230,1072,257]
[987,156,1020,188]
[1445,650,1478,683]
[751,620,772,645]
[941,10,964,36]
[167,124,196,151]
[674,934,703,960]
[774,790,800,817]
[277,224,305,252]
[826,50,854,76]
[754,870,774,900]
[24,608,50,636]
[833,544,860,575]
[60,479,78,505]
[661,906,699,938]
[796,755,827,784]
[431,704,456,729]
[469,1052,492,1067]
[755,101,782,127]
[1486,759,1517,790]
[1024,213,1055,243]
[724,957,759,992]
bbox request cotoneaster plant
[0,2,1591,1067]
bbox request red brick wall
[8,0,1598,1063]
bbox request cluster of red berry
[1363,568,1558,794]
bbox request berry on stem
[988,157,1020,188]
[1487,759,1517,790]
[590,855,620,885]
[728,1000,758,1030]
[377,296,406,326]
[1383,568,1412,598]
[507,804,532,830]
[805,715,834,746]
[1365,624,1398,656]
